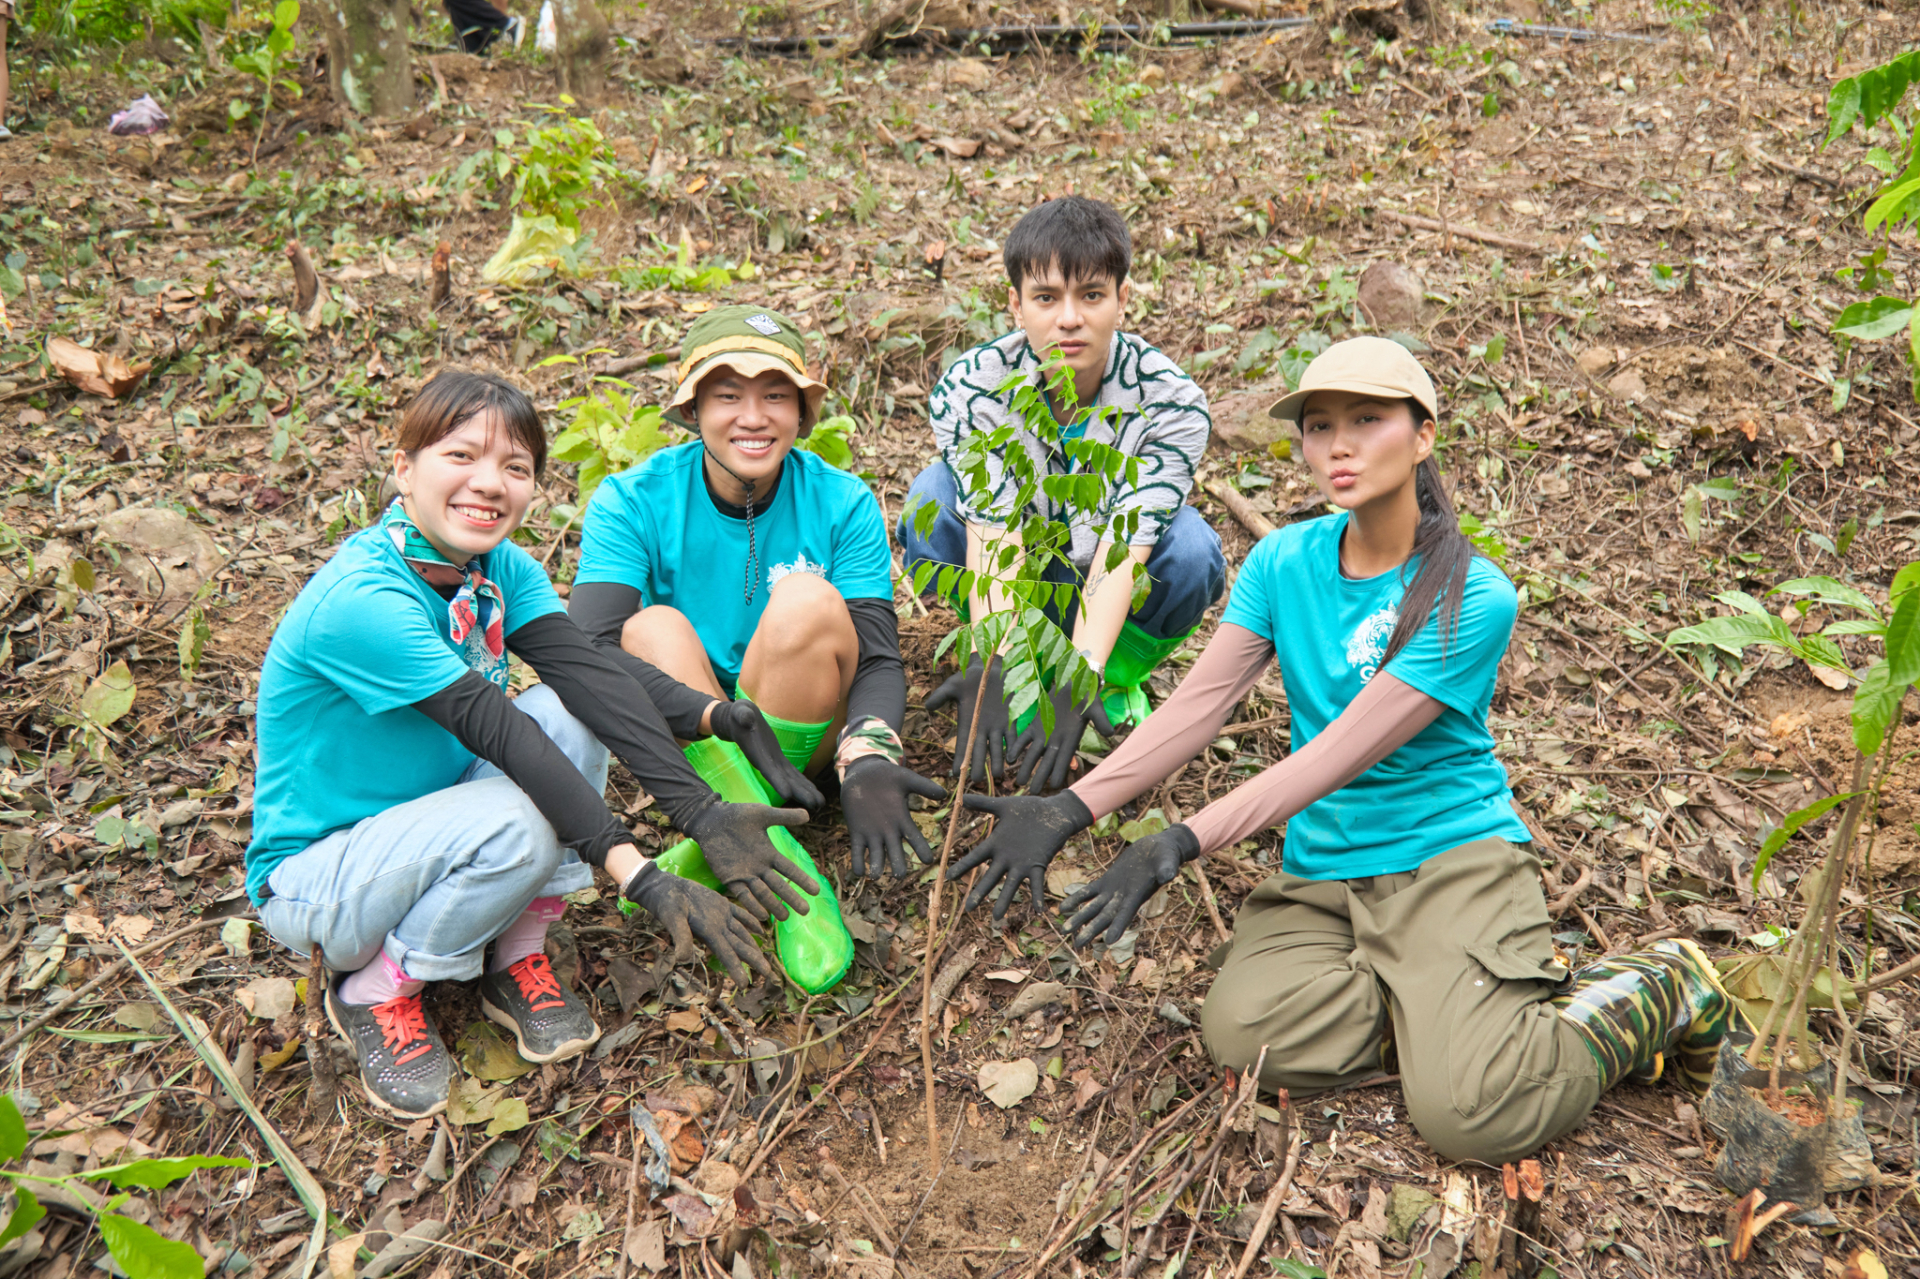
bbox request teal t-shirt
[245,527,567,901]
[575,443,895,693]
[1220,512,1529,880]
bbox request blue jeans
[896,461,1227,638]
[258,684,606,981]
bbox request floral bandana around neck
[382,498,509,686]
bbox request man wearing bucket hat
[569,307,945,946]
[947,334,1747,1162]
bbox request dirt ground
[1,0,1918,1275]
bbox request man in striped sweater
[899,196,1226,793]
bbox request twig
[740,988,912,1181]
[1754,149,1836,187]
[1856,949,1920,995]
[1374,209,1544,253]
[0,916,224,1054]
[441,1135,504,1206]
[1230,1097,1299,1279]
[1024,1085,1214,1278]
[1122,1052,1266,1276]
[1192,861,1232,946]
[923,665,995,1154]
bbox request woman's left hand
[708,699,825,812]
[1060,823,1200,949]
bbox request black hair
[398,369,547,476]
[1379,405,1478,668]
[1003,196,1132,294]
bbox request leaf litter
[0,0,1917,1275]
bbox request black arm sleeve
[506,613,718,830]
[565,581,714,740]
[413,671,630,869]
[846,597,907,732]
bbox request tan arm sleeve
[1183,670,1446,855]
[1066,623,1276,820]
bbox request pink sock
[339,954,424,1006]
[490,898,565,972]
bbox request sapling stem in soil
[921,656,995,1155]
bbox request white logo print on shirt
[768,556,828,588]
[1345,606,1398,684]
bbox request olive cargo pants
[1200,837,1603,1165]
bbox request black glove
[946,790,1093,922]
[621,861,772,986]
[1060,823,1200,949]
[924,656,1014,783]
[681,800,819,922]
[709,699,825,812]
[842,755,949,879]
[1010,683,1115,794]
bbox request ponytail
[1378,451,1478,669]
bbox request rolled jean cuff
[381,932,488,984]
[536,852,595,900]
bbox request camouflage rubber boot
[1550,938,1747,1093]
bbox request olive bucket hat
[1266,336,1439,428]
[667,305,828,434]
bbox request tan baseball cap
[1267,336,1438,427]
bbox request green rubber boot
[1098,619,1194,728]
[622,738,853,994]
[1550,938,1748,1093]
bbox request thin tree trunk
[325,0,413,117]
[550,0,610,103]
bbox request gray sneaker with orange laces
[325,982,452,1118]
[480,953,601,1064]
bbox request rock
[95,508,224,600]
[1208,389,1290,454]
[945,57,991,90]
[1357,261,1425,329]
[1575,346,1614,377]
[1607,368,1650,401]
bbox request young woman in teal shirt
[947,338,1747,1164]
[249,372,819,1117]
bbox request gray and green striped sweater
[928,330,1213,572]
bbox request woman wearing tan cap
[945,336,1746,1164]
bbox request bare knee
[621,605,696,662]
[755,574,853,662]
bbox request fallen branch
[1202,478,1277,540]
[1374,209,1544,254]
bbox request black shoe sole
[480,992,601,1065]
[325,992,449,1119]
